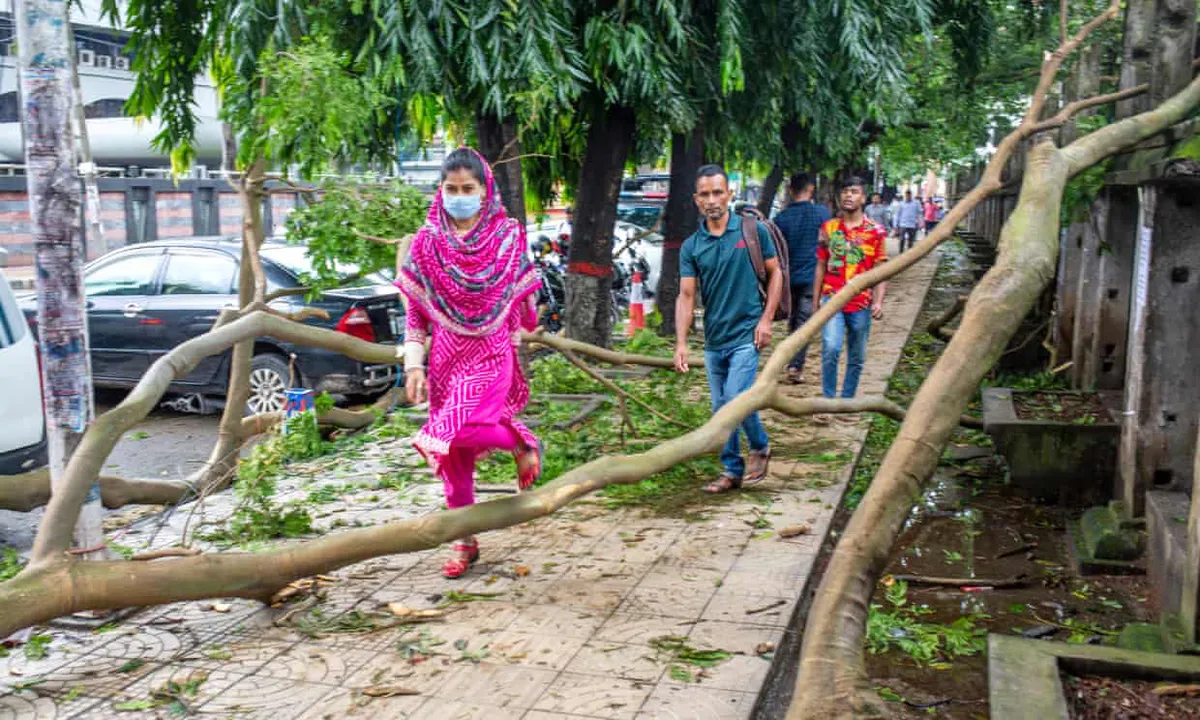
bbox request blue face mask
[444,193,482,221]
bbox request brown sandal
[703,472,742,494]
[743,449,771,485]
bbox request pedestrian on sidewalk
[674,164,784,494]
[394,147,544,579]
[865,192,892,231]
[894,190,922,252]
[772,172,830,385]
[812,176,888,422]
[923,196,939,235]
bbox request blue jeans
[704,343,770,478]
[821,303,872,399]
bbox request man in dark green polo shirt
[674,165,784,493]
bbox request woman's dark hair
[440,148,486,183]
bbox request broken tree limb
[790,53,1200,720]
[239,388,402,440]
[890,573,1029,588]
[521,330,705,370]
[768,394,984,431]
[557,347,690,429]
[927,296,967,341]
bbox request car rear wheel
[245,354,291,416]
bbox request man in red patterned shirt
[811,176,888,417]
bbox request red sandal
[442,538,479,579]
[516,441,543,491]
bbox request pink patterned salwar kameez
[394,148,542,513]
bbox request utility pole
[16,0,106,557]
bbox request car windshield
[261,246,392,285]
[616,205,662,230]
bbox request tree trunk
[565,103,636,347]
[475,112,527,226]
[657,125,705,338]
[757,118,804,216]
[757,164,783,216]
[18,0,105,559]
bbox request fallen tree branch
[768,394,984,430]
[262,270,370,303]
[522,330,704,369]
[239,388,402,439]
[927,296,967,341]
[352,228,403,245]
[558,347,690,429]
[890,573,1029,588]
[131,548,202,561]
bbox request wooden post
[1118,186,1154,516]
[1069,193,1108,389]
[1114,0,1155,122]
[16,0,106,555]
[1183,423,1200,643]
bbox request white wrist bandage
[403,341,426,372]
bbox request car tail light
[335,307,376,343]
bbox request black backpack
[739,208,791,322]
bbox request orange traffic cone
[627,270,646,336]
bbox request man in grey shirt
[894,190,923,252]
[865,192,891,230]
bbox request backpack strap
[740,213,766,282]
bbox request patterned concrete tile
[485,629,587,671]
[618,585,716,620]
[698,588,796,627]
[254,642,377,686]
[636,684,755,719]
[195,675,338,718]
[293,685,426,719]
[431,661,558,709]
[113,664,247,715]
[563,641,666,684]
[504,603,607,639]
[593,613,699,647]
[411,697,527,719]
[342,649,457,695]
[532,672,656,719]
[635,563,726,592]
[0,690,75,720]
[291,686,427,720]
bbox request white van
[0,257,46,475]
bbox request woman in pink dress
[395,147,543,579]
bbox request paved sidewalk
[0,242,938,720]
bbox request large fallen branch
[789,17,1200,720]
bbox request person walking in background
[923,196,939,235]
[675,164,783,493]
[812,176,888,422]
[772,172,830,384]
[865,192,891,231]
[395,148,544,579]
[894,190,922,252]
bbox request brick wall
[219,193,242,235]
[0,191,33,265]
[155,191,194,238]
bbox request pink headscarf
[396,148,540,336]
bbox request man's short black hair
[788,172,813,195]
[904,189,913,197]
[838,175,867,192]
[696,164,729,187]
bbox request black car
[19,237,404,414]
